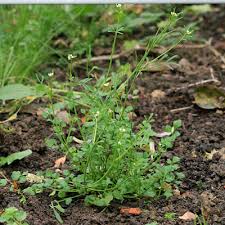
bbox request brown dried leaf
[120,207,142,215]
[154,132,171,138]
[56,111,70,124]
[54,156,66,168]
[205,148,225,160]
[179,211,196,221]
[26,173,44,183]
[145,61,177,72]
[81,116,86,124]
[36,108,45,117]
[0,113,17,124]
[151,90,166,99]
[13,180,19,192]
[125,4,144,14]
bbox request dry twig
[170,105,193,113]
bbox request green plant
[21,8,191,223]
[194,214,209,225]
[0,207,28,225]
[0,150,32,167]
[164,212,176,221]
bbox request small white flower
[119,128,126,132]
[48,72,54,77]
[118,141,121,145]
[116,4,122,8]
[95,111,100,117]
[186,29,192,35]
[171,12,177,17]
[68,54,76,61]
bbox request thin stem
[106,28,118,78]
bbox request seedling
[164,212,176,221]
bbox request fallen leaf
[53,38,68,48]
[54,156,66,168]
[179,211,196,221]
[56,111,70,124]
[200,191,216,219]
[173,188,181,196]
[205,148,225,160]
[36,108,45,117]
[26,173,44,183]
[125,4,144,14]
[194,85,225,109]
[151,90,166,99]
[120,207,142,215]
[205,149,219,160]
[149,141,155,154]
[73,136,84,144]
[145,61,177,72]
[178,58,195,72]
[181,191,196,199]
[128,112,137,120]
[81,116,86,124]
[154,132,171,138]
[0,113,17,124]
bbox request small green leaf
[0,179,7,186]
[65,197,72,205]
[11,171,22,181]
[45,138,57,148]
[173,120,182,129]
[52,207,63,224]
[15,210,27,221]
[85,193,113,207]
[55,204,65,213]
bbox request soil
[1,5,225,225]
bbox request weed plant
[19,10,192,217]
[0,9,193,224]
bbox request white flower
[116,4,122,8]
[48,72,54,77]
[119,128,126,132]
[171,12,177,17]
[95,111,100,117]
[186,29,192,35]
[68,54,76,61]
[118,141,121,145]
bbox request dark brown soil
[1,5,225,225]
